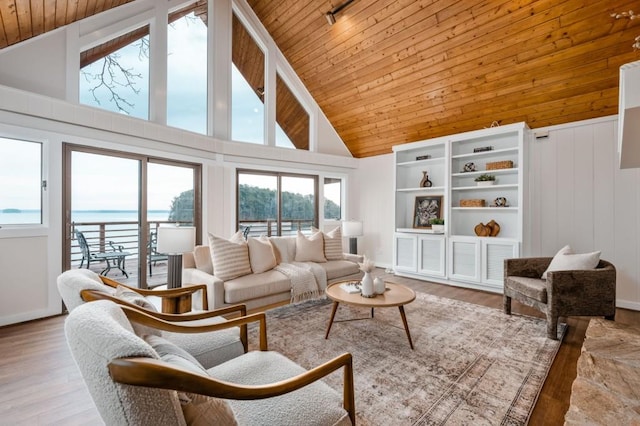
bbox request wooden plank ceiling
[248,0,640,157]
[1,1,639,158]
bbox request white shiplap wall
[527,116,640,310]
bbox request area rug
[247,292,565,425]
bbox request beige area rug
[248,292,565,425]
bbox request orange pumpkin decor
[474,220,500,237]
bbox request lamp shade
[342,220,363,237]
[156,226,195,254]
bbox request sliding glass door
[63,144,201,288]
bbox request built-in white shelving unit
[392,122,531,293]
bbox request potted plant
[474,174,496,186]
[429,218,445,232]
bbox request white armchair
[56,269,246,368]
[65,300,356,425]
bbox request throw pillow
[269,236,296,264]
[144,334,208,377]
[313,226,344,260]
[181,393,238,426]
[294,230,326,263]
[194,245,214,275]
[209,232,252,281]
[542,245,601,279]
[143,335,237,425]
[115,285,157,312]
[247,236,277,274]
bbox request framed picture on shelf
[413,195,443,228]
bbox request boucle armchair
[57,269,247,368]
[503,257,616,339]
[65,300,355,425]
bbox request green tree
[168,189,194,222]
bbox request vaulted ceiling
[1,1,639,158]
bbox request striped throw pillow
[323,226,344,260]
[208,232,252,281]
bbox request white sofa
[182,234,364,311]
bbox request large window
[231,13,265,144]
[79,25,150,119]
[167,3,208,134]
[0,137,43,226]
[64,145,201,289]
[237,170,318,236]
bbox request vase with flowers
[358,256,376,297]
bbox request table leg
[371,307,374,318]
[325,302,340,339]
[398,305,414,350]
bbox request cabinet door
[448,237,481,282]
[418,235,446,277]
[482,240,519,287]
[394,233,417,273]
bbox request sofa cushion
[224,270,291,304]
[209,231,252,281]
[542,245,601,279]
[321,260,361,281]
[247,236,277,274]
[269,236,296,264]
[506,276,547,303]
[194,245,214,276]
[295,231,326,263]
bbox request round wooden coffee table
[325,280,416,349]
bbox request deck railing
[238,219,316,237]
[70,220,191,268]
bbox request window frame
[236,168,319,236]
[0,129,49,235]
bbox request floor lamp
[342,220,363,255]
[156,225,196,289]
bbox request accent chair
[503,257,616,339]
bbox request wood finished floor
[2,271,639,425]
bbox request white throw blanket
[275,262,327,304]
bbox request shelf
[451,168,518,177]
[451,147,518,159]
[451,184,518,191]
[396,228,446,234]
[397,157,446,167]
[396,186,445,193]
[451,207,518,211]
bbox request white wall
[0,30,67,99]
[353,153,394,268]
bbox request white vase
[476,181,495,186]
[431,224,445,233]
[361,272,375,297]
[374,276,385,295]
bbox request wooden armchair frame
[110,306,356,424]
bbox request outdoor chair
[75,229,132,278]
[503,257,616,339]
[57,268,247,368]
[148,230,169,276]
[65,300,355,426]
